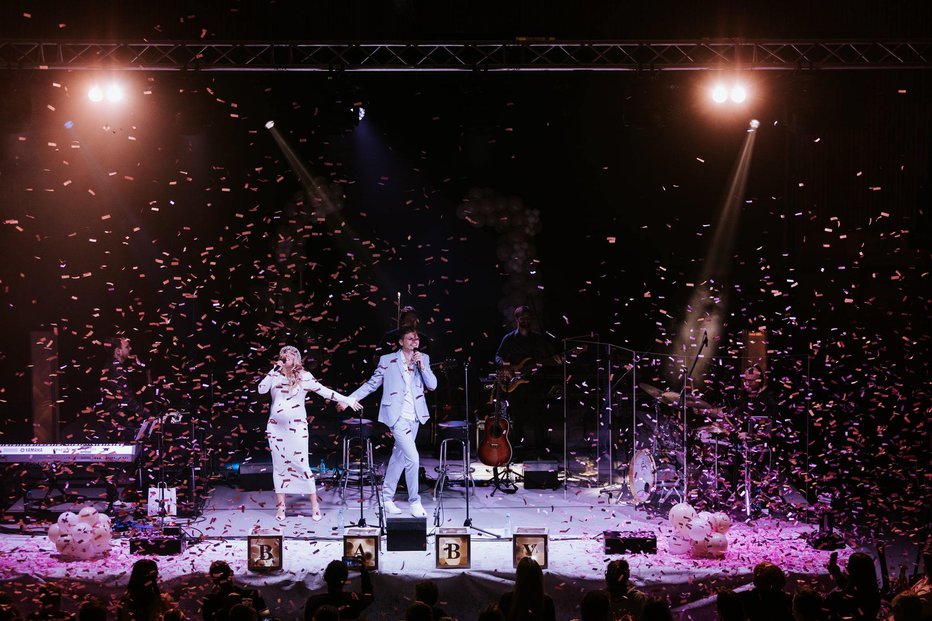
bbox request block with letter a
[435,528,471,569]
[343,527,380,571]
[513,527,549,569]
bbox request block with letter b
[247,535,283,571]
[512,527,548,569]
[435,528,471,569]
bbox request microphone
[413,348,422,369]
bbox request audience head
[605,558,631,593]
[640,596,674,621]
[891,593,922,621]
[405,601,433,621]
[580,589,611,621]
[792,588,824,621]
[323,559,349,592]
[77,598,108,621]
[845,552,879,595]
[126,558,161,606]
[477,603,506,621]
[162,609,185,621]
[312,605,339,621]
[415,580,440,606]
[228,603,257,621]
[716,589,746,621]
[752,561,787,591]
[209,560,234,585]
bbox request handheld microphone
[413,348,422,369]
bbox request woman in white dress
[258,345,361,521]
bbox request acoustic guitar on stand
[478,396,513,468]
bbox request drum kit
[623,382,773,513]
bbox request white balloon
[56,535,75,557]
[57,512,79,534]
[707,533,728,558]
[97,514,112,529]
[691,537,710,558]
[687,517,713,543]
[78,506,99,526]
[710,512,732,533]
[697,511,714,524]
[48,524,62,544]
[91,524,112,549]
[668,502,697,529]
[673,516,693,539]
[667,534,692,555]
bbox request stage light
[711,84,728,104]
[64,120,74,129]
[265,120,275,129]
[88,85,104,102]
[749,119,760,129]
[356,106,366,121]
[105,84,124,103]
[730,85,747,103]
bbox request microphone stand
[679,332,709,503]
[461,362,497,538]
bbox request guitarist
[494,306,562,459]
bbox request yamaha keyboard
[0,443,140,463]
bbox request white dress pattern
[258,370,354,494]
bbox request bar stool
[433,421,475,500]
[339,418,380,503]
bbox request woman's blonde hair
[278,345,304,390]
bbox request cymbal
[437,420,470,429]
[685,396,715,410]
[638,383,665,399]
[342,418,372,426]
[696,424,729,435]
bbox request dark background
[0,1,928,530]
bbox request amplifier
[386,517,427,551]
[130,535,186,556]
[523,460,560,490]
[603,530,657,555]
[238,461,274,491]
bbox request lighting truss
[0,39,929,72]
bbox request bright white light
[749,119,760,129]
[711,84,728,104]
[88,85,104,102]
[265,120,275,129]
[104,84,124,103]
[357,106,366,121]
[730,85,747,103]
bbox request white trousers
[382,418,421,503]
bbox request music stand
[458,362,497,537]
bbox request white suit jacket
[349,351,438,427]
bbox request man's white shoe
[409,500,427,518]
[384,500,403,515]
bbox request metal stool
[339,431,380,504]
[433,421,475,500]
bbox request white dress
[257,370,354,495]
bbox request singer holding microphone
[258,345,361,522]
[340,326,437,517]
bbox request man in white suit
[344,326,438,517]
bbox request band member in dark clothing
[374,305,432,362]
[98,337,150,443]
[494,306,562,457]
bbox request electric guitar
[496,354,563,394]
[478,398,513,467]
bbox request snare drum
[627,449,656,504]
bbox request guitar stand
[490,464,520,496]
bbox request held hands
[348,399,363,412]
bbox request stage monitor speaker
[523,460,560,490]
[238,461,274,491]
[130,536,186,556]
[604,530,657,554]
[386,517,427,551]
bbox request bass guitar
[478,398,513,468]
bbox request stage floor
[0,459,891,621]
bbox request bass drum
[627,449,656,504]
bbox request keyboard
[0,443,140,463]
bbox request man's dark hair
[605,558,630,591]
[106,336,125,352]
[715,589,745,621]
[312,606,339,621]
[414,580,439,606]
[580,589,611,621]
[405,602,433,621]
[209,560,233,582]
[323,560,349,591]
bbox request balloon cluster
[667,502,732,558]
[47,507,113,560]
